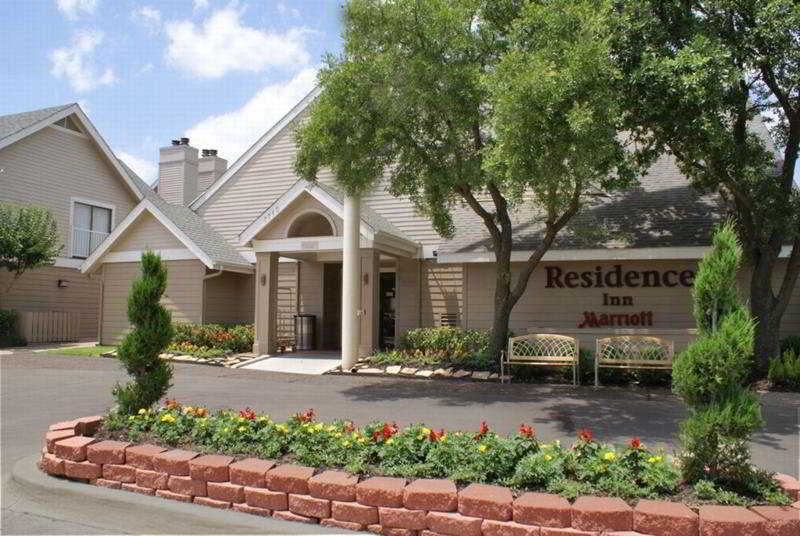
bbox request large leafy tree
[295,0,637,360]
[611,0,800,372]
[0,203,62,302]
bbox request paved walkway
[241,350,341,374]
[2,351,798,533]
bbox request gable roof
[238,179,414,247]
[80,161,252,273]
[189,86,322,210]
[0,103,144,201]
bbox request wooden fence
[18,311,81,343]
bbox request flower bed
[168,323,254,357]
[40,412,800,536]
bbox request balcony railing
[72,228,109,259]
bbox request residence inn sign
[544,265,696,329]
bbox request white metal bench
[502,334,579,385]
[594,336,674,386]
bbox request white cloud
[132,6,162,36]
[165,7,310,78]
[277,2,300,18]
[117,150,158,184]
[185,67,317,161]
[193,0,209,12]
[55,0,97,19]
[49,30,116,92]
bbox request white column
[253,251,278,355]
[341,194,361,370]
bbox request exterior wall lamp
[57,279,69,288]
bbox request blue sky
[0,0,343,184]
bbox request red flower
[382,422,398,439]
[292,408,315,423]
[629,437,642,449]
[519,424,535,438]
[429,428,445,442]
[165,399,179,409]
[239,407,257,420]
[577,428,594,442]
[475,421,490,439]
[343,421,355,433]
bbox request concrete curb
[12,456,354,534]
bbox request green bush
[372,327,493,369]
[768,349,800,390]
[171,323,254,354]
[673,222,763,486]
[113,252,174,415]
[0,308,26,347]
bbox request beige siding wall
[100,260,205,344]
[395,258,421,338]
[297,260,323,348]
[112,213,185,251]
[198,112,441,249]
[0,265,100,340]
[463,259,800,352]
[0,125,138,253]
[420,261,464,328]
[203,272,240,325]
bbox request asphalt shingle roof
[0,104,74,143]
[438,154,726,255]
[119,162,252,269]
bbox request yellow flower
[342,440,352,447]
[160,414,175,423]
[386,438,394,445]
[478,444,488,453]
[326,425,336,432]
[313,423,323,432]
[237,417,245,423]
[603,451,617,461]
[276,424,288,433]
[422,427,431,435]
[417,434,424,440]
[544,454,553,461]
[138,408,147,415]
[182,406,194,414]
[647,455,663,464]
[440,435,448,443]
[357,437,367,444]
[223,427,230,433]
[238,426,247,433]
[128,415,135,421]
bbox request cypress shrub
[112,251,174,414]
[672,222,763,485]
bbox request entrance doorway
[322,263,342,350]
[380,272,396,349]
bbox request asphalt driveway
[2,351,798,533]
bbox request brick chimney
[158,137,198,206]
[198,149,227,194]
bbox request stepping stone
[453,370,472,378]
[433,368,453,377]
[385,365,402,374]
[400,367,418,375]
[472,371,491,381]
[415,369,434,378]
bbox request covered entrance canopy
[238,180,419,367]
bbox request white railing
[72,228,109,258]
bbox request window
[72,202,112,258]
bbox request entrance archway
[287,211,335,238]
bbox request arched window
[287,212,335,238]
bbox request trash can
[294,314,316,351]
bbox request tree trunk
[488,267,514,365]
[748,251,794,375]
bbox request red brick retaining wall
[41,417,800,536]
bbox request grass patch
[44,345,115,357]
